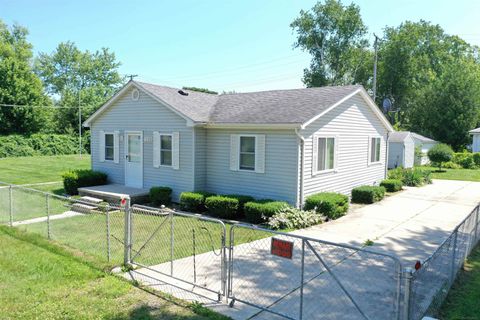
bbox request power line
[0,103,80,109]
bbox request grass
[0,225,227,320]
[439,244,480,319]
[17,210,270,267]
[423,166,480,182]
[0,154,90,185]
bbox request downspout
[385,132,390,178]
[295,128,305,209]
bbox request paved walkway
[12,211,83,226]
[126,179,480,320]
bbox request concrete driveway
[292,179,480,266]
[126,179,480,319]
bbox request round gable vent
[131,89,140,101]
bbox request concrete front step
[79,196,104,205]
[71,203,98,214]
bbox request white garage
[388,132,438,168]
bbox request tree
[376,21,475,126]
[0,20,51,134]
[427,143,454,171]
[182,86,218,94]
[291,0,371,87]
[35,42,123,133]
[414,58,480,150]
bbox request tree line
[291,0,480,150]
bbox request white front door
[125,132,143,188]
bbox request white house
[470,127,480,152]
[83,81,394,207]
[388,131,437,168]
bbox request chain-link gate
[128,205,227,300]
[227,224,403,320]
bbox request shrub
[179,191,212,212]
[149,186,172,206]
[268,207,322,230]
[62,169,107,195]
[205,196,239,219]
[304,192,349,219]
[388,167,432,186]
[452,152,476,169]
[427,143,454,170]
[244,200,290,224]
[351,186,386,204]
[442,161,462,169]
[380,179,403,192]
[0,134,89,158]
[474,153,480,167]
[222,194,255,217]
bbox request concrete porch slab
[78,184,149,201]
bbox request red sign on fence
[271,238,294,259]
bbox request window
[239,136,256,171]
[105,133,114,161]
[370,137,381,163]
[317,137,335,171]
[160,134,172,166]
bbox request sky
[2,0,480,93]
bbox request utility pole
[78,88,82,159]
[373,33,380,102]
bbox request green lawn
[439,244,480,319]
[0,154,90,185]
[423,166,480,182]
[0,226,224,320]
[18,210,270,267]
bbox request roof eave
[201,122,301,129]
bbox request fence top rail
[413,203,480,276]
[171,209,227,231]
[230,223,403,267]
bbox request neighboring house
[83,81,394,207]
[388,131,438,168]
[411,133,438,165]
[470,127,480,152]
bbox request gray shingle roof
[389,131,412,143]
[134,81,363,124]
[470,127,480,134]
[410,132,436,143]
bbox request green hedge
[304,192,349,219]
[222,194,254,217]
[244,200,290,224]
[205,196,239,219]
[149,186,172,206]
[179,191,213,212]
[452,152,479,169]
[351,186,385,204]
[62,169,107,195]
[380,179,403,192]
[0,134,89,158]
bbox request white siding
[90,87,193,201]
[472,134,480,152]
[388,142,404,169]
[403,136,415,168]
[205,129,298,205]
[301,93,389,197]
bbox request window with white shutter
[230,134,265,173]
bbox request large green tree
[0,20,50,134]
[290,0,372,87]
[35,41,123,133]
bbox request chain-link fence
[407,204,480,319]
[228,224,402,320]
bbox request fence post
[474,206,479,243]
[46,194,51,239]
[123,198,131,266]
[450,230,458,283]
[106,205,111,262]
[170,210,174,276]
[299,239,305,320]
[8,185,13,227]
[402,268,413,320]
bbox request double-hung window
[160,134,173,166]
[317,137,336,172]
[370,137,381,163]
[239,136,256,171]
[105,133,114,161]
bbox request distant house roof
[470,127,480,134]
[389,131,437,143]
[84,80,394,131]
